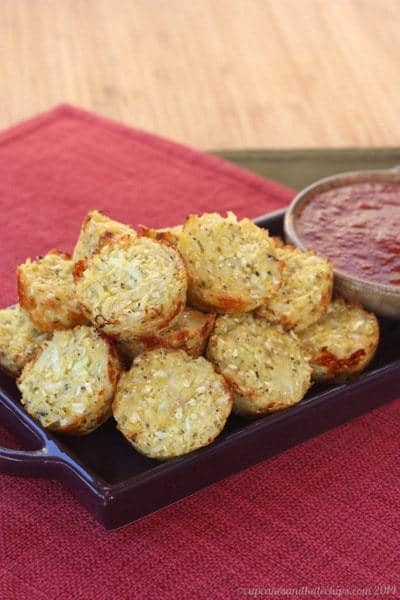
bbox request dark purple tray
[1,210,399,529]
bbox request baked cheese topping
[256,244,333,331]
[75,235,188,340]
[0,304,48,377]
[298,297,379,381]
[73,210,136,261]
[17,250,86,332]
[140,224,183,247]
[140,308,216,357]
[18,325,121,435]
[178,212,281,312]
[207,313,311,416]
[113,348,232,459]
[117,309,215,361]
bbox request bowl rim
[284,166,400,296]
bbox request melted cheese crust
[73,210,136,261]
[207,313,312,416]
[140,224,183,247]
[18,250,86,332]
[256,244,333,331]
[18,325,121,434]
[113,348,232,459]
[298,297,380,382]
[139,308,216,357]
[178,212,281,313]
[75,235,188,340]
[0,304,48,377]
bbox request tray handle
[0,387,60,478]
[0,433,58,478]
[0,389,104,495]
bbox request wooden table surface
[2,0,400,150]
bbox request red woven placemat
[0,106,398,600]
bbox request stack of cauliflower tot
[0,210,379,460]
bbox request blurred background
[1,0,399,151]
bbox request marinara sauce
[297,181,400,286]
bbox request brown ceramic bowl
[284,166,400,319]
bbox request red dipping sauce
[297,181,400,286]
